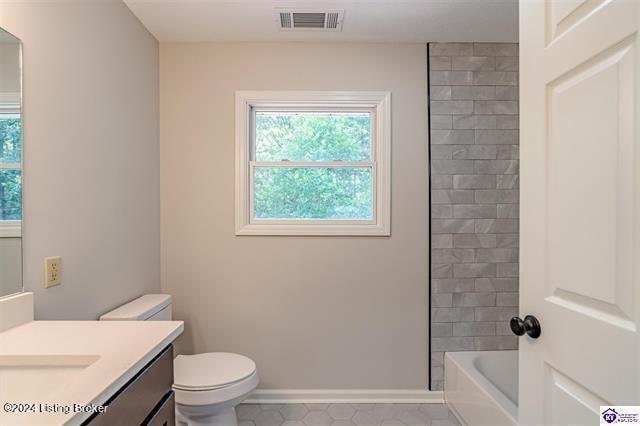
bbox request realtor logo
[600,406,640,425]
[602,408,618,424]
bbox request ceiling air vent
[275,9,344,31]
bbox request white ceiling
[123,0,519,43]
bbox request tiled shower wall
[428,43,519,390]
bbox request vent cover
[275,9,344,31]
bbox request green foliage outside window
[0,117,22,220]
[253,113,372,220]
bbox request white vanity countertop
[0,320,183,425]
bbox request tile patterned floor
[237,403,460,426]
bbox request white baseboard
[245,389,444,404]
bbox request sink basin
[0,354,100,400]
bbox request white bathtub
[444,350,518,426]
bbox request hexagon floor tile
[236,403,460,426]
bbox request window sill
[235,222,390,236]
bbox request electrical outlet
[44,256,61,288]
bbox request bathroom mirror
[0,28,22,298]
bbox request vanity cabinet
[85,345,175,426]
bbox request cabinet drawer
[144,391,175,426]
[88,345,173,425]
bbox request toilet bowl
[100,294,259,426]
[173,352,259,426]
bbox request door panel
[520,0,640,424]
[547,37,635,316]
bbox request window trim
[235,91,391,236]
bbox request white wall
[0,0,160,319]
[160,42,429,389]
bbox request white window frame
[235,91,391,236]
[0,103,21,238]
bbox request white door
[520,0,640,425]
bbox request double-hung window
[235,91,390,235]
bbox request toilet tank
[99,294,172,321]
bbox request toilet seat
[173,369,259,406]
[173,352,259,407]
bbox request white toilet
[100,294,259,426]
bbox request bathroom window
[0,107,21,237]
[235,91,390,236]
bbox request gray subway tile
[497,292,519,306]
[432,323,453,337]
[432,189,475,204]
[475,160,519,174]
[453,234,497,248]
[473,43,518,56]
[474,336,518,350]
[473,71,518,86]
[429,45,519,369]
[453,321,496,336]
[495,321,513,335]
[496,145,519,159]
[432,278,475,293]
[495,86,519,100]
[432,234,453,248]
[453,175,496,189]
[451,86,495,100]
[476,219,520,233]
[475,278,519,292]
[432,219,475,234]
[431,115,453,130]
[496,115,519,129]
[432,337,475,351]
[474,100,518,115]
[475,129,519,145]
[496,56,519,71]
[431,175,453,189]
[432,366,445,381]
[432,145,455,159]
[432,160,475,174]
[475,306,519,321]
[451,56,496,71]
[453,204,497,219]
[453,115,497,129]
[431,86,452,100]
[430,56,452,70]
[431,351,445,367]
[497,175,519,189]
[432,294,454,308]
[432,129,475,145]
[430,71,473,86]
[432,248,476,264]
[431,204,452,218]
[453,263,496,278]
[432,264,453,278]
[431,100,474,115]
[476,248,519,263]
[432,307,475,323]
[451,145,497,160]
[475,189,519,203]
[497,263,519,277]
[496,233,519,247]
[430,43,474,56]
[453,292,496,307]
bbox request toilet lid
[173,352,257,391]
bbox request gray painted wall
[0,0,160,319]
[428,42,520,390]
[160,42,430,390]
